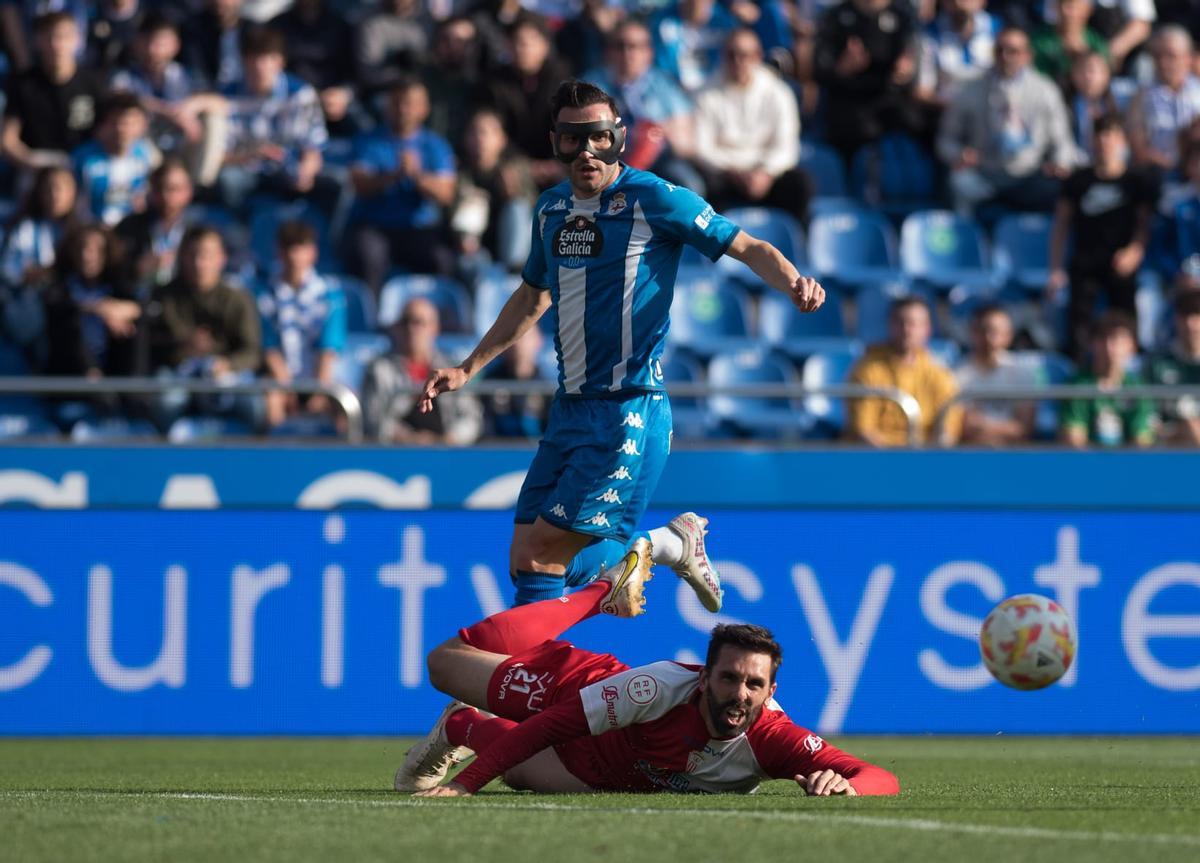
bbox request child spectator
[2,11,107,174]
[955,303,1037,445]
[1048,113,1156,362]
[115,156,195,290]
[1147,291,1200,445]
[345,77,456,292]
[74,91,158,226]
[1060,310,1155,447]
[256,220,346,428]
[1065,50,1123,163]
[362,297,481,445]
[847,296,963,446]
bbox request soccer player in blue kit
[421,80,825,612]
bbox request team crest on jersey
[803,734,824,754]
[554,216,604,263]
[626,674,659,705]
[605,192,627,216]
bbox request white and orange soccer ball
[979,594,1077,690]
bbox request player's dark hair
[389,73,427,99]
[889,295,930,318]
[705,624,783,683]
[1092,309,1137,341]
[181,224,225,254]
[240,26,286,58]
[550,80,620,124]
[150,155,191,188]
[98,91,145,124]
[33,10,76,36]
[510,13,549,41]
[1094,112,1126,137]
[276,219,318,250]
[971,302,1010,324]
[1175,291,1200,319]
[138,11,179,38]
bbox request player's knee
[425,639,461,694]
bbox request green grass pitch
[2,737,1198,863]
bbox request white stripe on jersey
[560,196,602,395]
[611,202,652,391]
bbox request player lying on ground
[396,544,899,796]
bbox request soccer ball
[979,594,1076,690]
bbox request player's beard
[704,687,759,738]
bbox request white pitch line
[3,789,1200,849]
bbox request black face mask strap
[552,119,626,165]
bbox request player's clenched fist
[420,366,470,414]
[790,276,825,313]
[796,769,857,796]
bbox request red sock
[446,707,517,754]
[458,582,607,654]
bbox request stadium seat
[801,341,865,438]
[378,274,473,333]
[269,415,339,438]
[323,274,375,333]
[759,287,851,359]
[249,199,339,274]
[660,350,711,439]
[992,213,1052,293]
[854,281,935,344]
[1009,351,1076,440]
[808,196,868,217]
[900,210,995,293]
[335,331,392,391]
[435,334,479,364]
[70,417,159,442]
[926,338,961,368]
[798,140,847,198]
[849,133,938,218]
[167,416,253,442]
[707,347,808,438]
[807,209,900,291]
[716,207,806,290]
[473,268,519,336]
[667,276,755,358]
[0,411,59,439]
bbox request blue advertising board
[2,508,1198,735]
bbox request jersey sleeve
[520,197,552,291]
[749,708,900,796]
[578,661,699,735]
[643,179,739,262]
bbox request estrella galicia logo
[554,216,604,263]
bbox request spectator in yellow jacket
[847,296,963,446]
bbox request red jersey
[462,643,898,796]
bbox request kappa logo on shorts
[626,674,659,705]
[586,513,611,528]
[803,734,825,754]
[620,412,644,429]
[608,466,633,481]
[617,439,641,456]
[554,216,604,260]
[549,503,567,519]
[596,488,622,504]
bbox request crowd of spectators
[0,0,1199,448]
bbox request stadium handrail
[0,378,921,444]
[0,376,366,442]
[932,384,1200,444]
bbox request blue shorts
[515,392,672,541]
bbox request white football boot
[393,700,474,792]
[597,537,654,617]
[667,512,723,613]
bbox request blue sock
[513,570,566,606]
[563,538,628,588]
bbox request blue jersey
[522,165,739,397]
[74,139,156,226]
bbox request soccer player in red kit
[395,547,899,797]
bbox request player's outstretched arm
[420,282,551,413]
[723,230,825,314]
[753,719,900,796]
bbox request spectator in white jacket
[692,28,809,221]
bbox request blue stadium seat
[378,274,473,333]
[992,213,1052,293]
[808,196,868,217]
[473,268,520,336]
[759,287,850,359]
[854,281,935,344]
[660,350,711,439]
[716,207,806,290]
[808,209,900,291]
[70,418,159,441]
[323,274,375,333]
[249,199,338,274]
[708,347,807,438]
[900,210,995,293]
[335,331,392,391]
[667,276,754,358]
[927,338,961,368]
[798,140,847,198]
[1009,351,1076,440]
[0,411,58,439]
[435,334,479,364]
[167,416,253,442]
[269,415,339,438]
[849,133,938,218]
[801,341,865,438]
